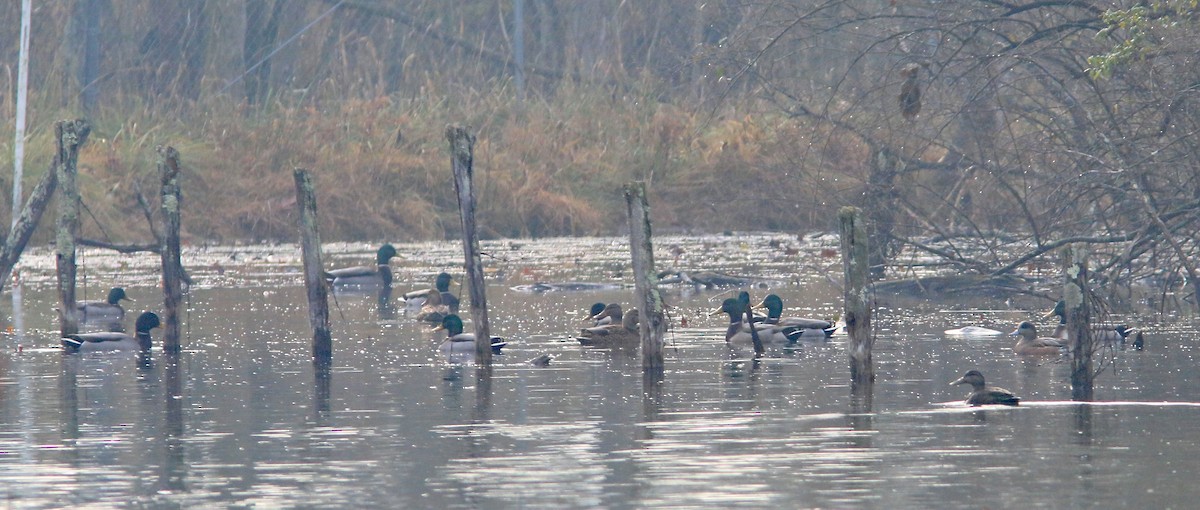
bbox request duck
[325,244,398,288]
[751,294,836,338]
[1045,300,1144,349]
[586,302,613,326]
[1010,321,1067,355]
[414,287,451,323]
[950,370,1020,406]
[577,305,641,347]
[436,314,507,353]
[404,272,460,312]
[714,297,787,345]
[62,311,161,353]
[77,287,131,323]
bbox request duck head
[622,308,641,331]
[1010,321,1039,339]
[950,369,986,390]
[1044,300,1066,324]
[435,272,455,292]
[592,303,623,323]
[753,294,784,319]
[376,244,399,265]
[588,302,607,318]
[134,311,162,350]
[107,287,132,305]
[714,297,745,322]
[437,314,465,337]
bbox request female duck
[77,287,131,323]
[951,370,1020,406]
[62,311,161,353]
[1010,321,1067,355]
[404,272,459,310]
[325,244,398,288]
[415,288,451,323]
[752,294,836,339]
[577,304,641,347]
[436,314,507,353]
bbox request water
[1,234,1198,509]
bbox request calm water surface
[1,234,1198,509]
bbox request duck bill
[1041,308,1056,319]
[949,376,967,386]
[709,306,725,317]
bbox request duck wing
[326,265,378,279]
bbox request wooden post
[55,120,90,336]
[1,142,73,293]
[293,169,332,365]
[623,181,667,369]
[158,146,184,353]
[1063,245,1093,401]
[446,125,491,365]
[839,206,874,386]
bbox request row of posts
[27,120,1096,400]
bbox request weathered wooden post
[839,206,874,386]
[293,169,332,365]
[55,120,91,336]
[1063,245,1093,401]
[158,146,184,353]
[623,181,667,369]
[1,139,72,293]
[446,124,491,365]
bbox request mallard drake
[1010,321,1067,355]
[951,370,1020,406]
[751,294,836,338]
[404,272,460,312]
[1045,300,1144,349]
[577,305,641,347]
[77,287,131,323]
[62,311,161,353]
[586,302,613,326]
[436,314,507,353]
[713,297,788,345]
[325,244,398,288]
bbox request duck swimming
[1010,321,1067,355]
[714,297,789,345]
[77,287,131,323]
[414,287,451,323]
[1045,300,1144,349]
[577,305,641,347]
[325,244,398,288]
[404,272,460,312]
[951,370,1020,406]
[586,302,612,326]
[62,311,161,353]
[751,294,836,338]
[436,314,507,354]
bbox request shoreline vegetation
[1,88,860,246]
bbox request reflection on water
[0,234,1198,508]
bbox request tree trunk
[158,146,184,353]
[447,125,491,365]
[840,206,874,387]
[623,181,667,369]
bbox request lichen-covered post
[1063,245,1093,401]
[55,120,90,336]
[293,169,332,365]
[0,120,84,293]
[158,146,184,353]
[839,206,874,386]
[446,124,491,365]
[623,181,667,369]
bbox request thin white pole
[12,0,32,230]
